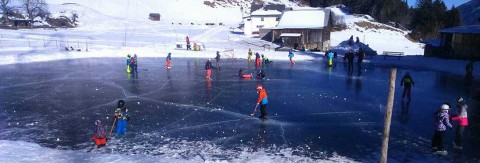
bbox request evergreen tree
[444,5,462,28]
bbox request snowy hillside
[458,0,480,26]
[329,6,424,55]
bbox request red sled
[93,135,107,147]
[241,74,252,79]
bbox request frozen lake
[0,57,478,162]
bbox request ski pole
[108,117,117,138]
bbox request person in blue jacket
[115,100,129,135]
[328,51,333,67]
[288,50,295,64]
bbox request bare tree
[1,0,10,24]
[22,0,48,24]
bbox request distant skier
[328,51,333,67]
[451,97,469,149]
[252,84,269,120]
[115,100,129,136]
[205,58,213,80]
[215,51,221,68]
[261,54,271,64]
[256,70,266,79]
[288,50,295,64]
[465,60,474,79]
[400,72,415,101]
[431,104,452,155]
[255,52,261,66]
[93,120,107,147]
[248,49,253,63]
[238,68,252,79]
[166,53,172,69]
[186,36,191,50]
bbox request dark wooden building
[424,25,480,60]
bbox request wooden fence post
[380,68,397,163]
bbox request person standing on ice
[129,56,136,74]
[288,50,295,64]
[115,100,129,135]
[357,48,365,69]
[133,54,138,73]
[215,51,221,68]
[400,72,415,101]
[186,36,191,50]
[205,58,213,80]
[431,104,452,155]
[451,97,468,149]
[328,51,333,67]
[166,53,172,69]
[126,54,132,73]
[248,49,253,63]
[93,120,107,147]
[255,52,261,66]
[345,50,355,74]
[252,84,268,121]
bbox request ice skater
[129,56,136,74]
[255,52,261,66]
[126,54,132,73]
[133,54,138,73]
[345,50,355,74]
[261,54,271,64]
[114,100,129,136]
[256,70,265,79]
[288,50,295,64]
[238,68,252,79]
[431,104,452,155]
[327,51,333,67]
[205,58,213,80]
[357,48,365,69]
[93,120,107,147]
[400,72,415,101]
[451,97,468,149]
[251,84,269,121]
[215,51,221,69]
[166,53,172,69]
[186,36,191,50]
[248,49,253,63]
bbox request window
[261,17,264,21]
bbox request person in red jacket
[92,120,107,147]
[451,97,468,149]
[254,84,269,120]
[205,58,213,80]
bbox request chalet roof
[274,8,331,29]
[440,25,480,34]
[250,3,286,13]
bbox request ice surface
[0,58,479,162]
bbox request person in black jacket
[400,72,415,101]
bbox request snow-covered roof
[251,9,282,16]
[280,33,301,37]
[274,9,330,29]
[440,25,480,34]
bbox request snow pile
[329,6,424,55]
[0,140,357,163]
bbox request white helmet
[441,104,450,110]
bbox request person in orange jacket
[253,84,268,120]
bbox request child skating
[166,53,172,69]
[251,84,268,121]
[288,50,295,64]
[205,58,213,80]
[248,49,253,63]
[431,104,452,155]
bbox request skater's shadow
[399,100,410,124]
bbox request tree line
[308,0,462,40]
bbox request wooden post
[380,68,396,163]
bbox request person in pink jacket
[451,97,468,149]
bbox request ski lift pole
[380,68,396,163]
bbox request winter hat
[118,100,125,108]
[457,97,465,105]
[441,104,450,110]
[127,54,131,58]
[216,51,220,54]
[95,120,102,126]
[256,84,263,90]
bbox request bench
[382,51,404,60]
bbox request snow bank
[329,7,424,55]
[0,140,357,163]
